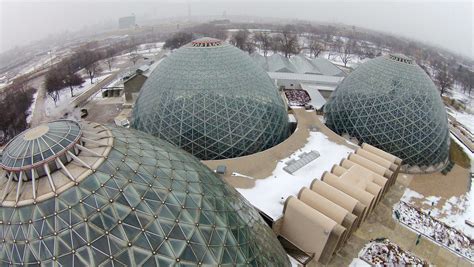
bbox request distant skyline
[0,0,472,59]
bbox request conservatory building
[324,54,449,172]
[131,38,290,160]
[0,120,289,266]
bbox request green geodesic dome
[131,38,289,160]
[324,54,449,168]
[0,120,290,266]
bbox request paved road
[28,76,46,127]
[28,48,167,127]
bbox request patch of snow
[288,255,300,267]
[26,90,39,123]
[394,202,473,260]
[236,131,353,219]
[358,238,428,266]
[448,109,474,134]
[44,73,111,117]
[423,196,442,206]
[400,188,425,202]
[231,172,254,179]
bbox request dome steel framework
[0,120,289,266]
[324,54,449,169]
[131,37,289,160]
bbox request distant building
[209,19,231,26]
[118,15,136,29]
[123,63,158,104]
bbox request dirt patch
[409,164,470,199]
[83,99,123,124]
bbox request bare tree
[129,53,141,65]
[309,37,325,58]
[230,30,250,51]
[461,70,473,96]
[435,64,453,96]
[104,49,116,72]
[277,26,300,58]
[163,32,193,50]
[85,61,101,84]
[64,73,84,97]
[105,57,116,72]
[0,81,34,144]
[270,35,281,55]
[253,32,272,57]
[45,70,64,106]
[339,41,355,67]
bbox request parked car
[80,109,88,118]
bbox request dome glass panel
[324,54,449,168]
[131,38,290,160]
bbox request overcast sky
[0,0,472,58]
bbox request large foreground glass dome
[131,38,289,160]
[0,120,289,266]
[324,54,449,169]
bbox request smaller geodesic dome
[0,120,290,266]
[324,54,449,171]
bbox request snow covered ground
[399,133,474,238]
[44,73,111,117]
[236,130,353,219]
[26,90,39,123]
[120,42,164,58]
[449,83,473,109]
[317,51,368,68]
[395,132,474,260]
[358,238,428,266]
[393,201,473,260]
[448,108,474,134]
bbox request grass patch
[449,138,471,168]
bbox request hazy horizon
[0,0,472,59]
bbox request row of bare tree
[44,38,144,106]
[230,27,357,67]
[226,23,472,95]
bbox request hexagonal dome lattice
[0,120,290,266]
[324,54,449,168]
[131,37,289,160]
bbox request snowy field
[236,130,353,219]
[120,42,164,58]
[318,51,367,69]
[448,108,474,134]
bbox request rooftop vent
[191,37,223,47]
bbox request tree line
[44,38,145,106]
[0,77,35,145]
[178,21,473,96]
